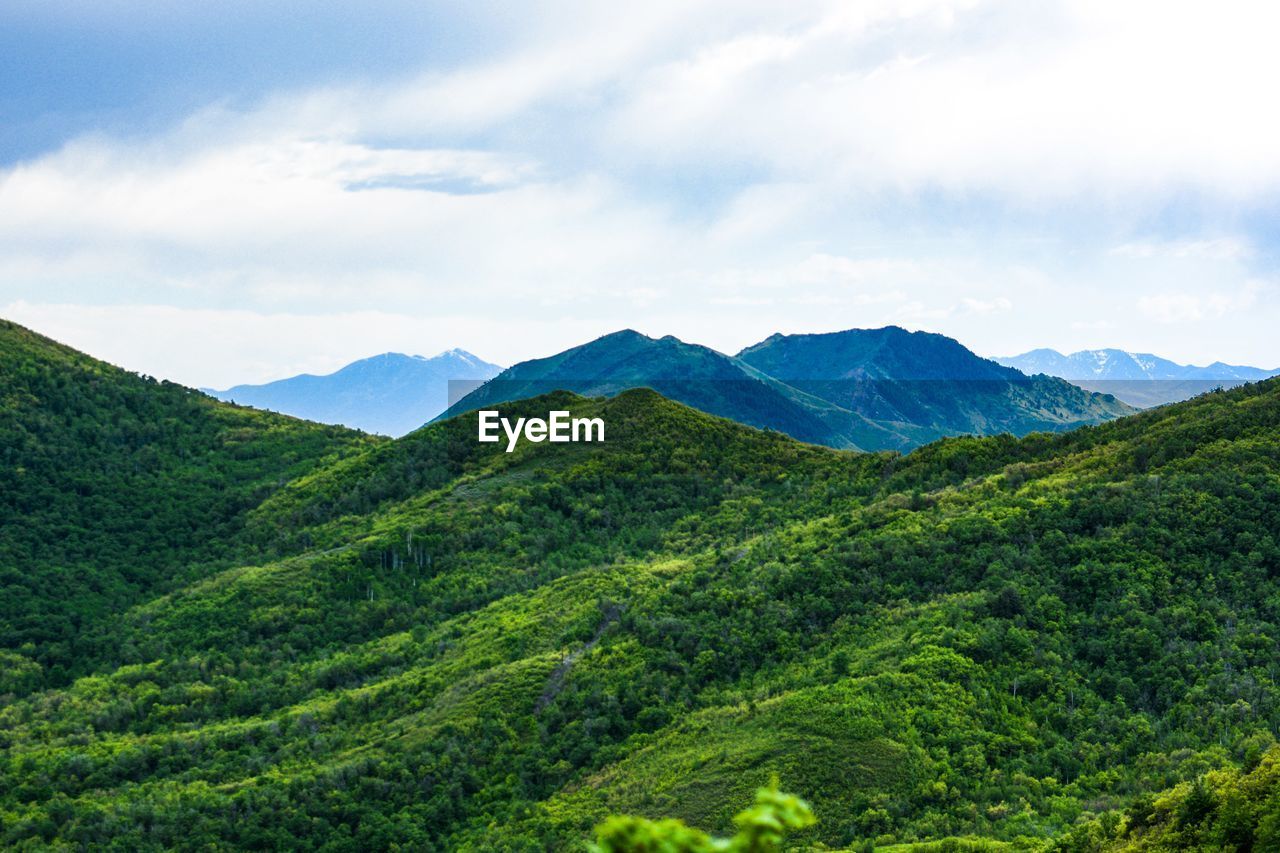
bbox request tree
[591,784,815,852]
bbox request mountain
[214,349,502,436]
[436,329,905,450]
[6,323,1278,849]
[229,375,1280,851]
[998,347,1278,381]
[997,347,1280,407]
[0,318,375,686]
[443,327,1134,451]
[3,355,1278,849]
[737,326,1133,443]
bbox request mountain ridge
[997,347,1280,407]
[442,326,1133,451]
[214,349,502,436]
[436,328,901,450]
[735,326,1131,440]
[997,346,1279,381]
[738,325,1021,380]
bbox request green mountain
[0,319,376,688]
[443,328,1133,451]
[437,328,902,450]
[2,324,1278,850]
[736,326,1134,443]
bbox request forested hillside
[1,324,1278,850]
[0,320,376,690]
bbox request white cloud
[2,0,1280,379]
[1137,293,1210,324]
[0,128,691,313]
[706,253,921,292]
[1,300,636,388]
[1111,238,1253,262]
[1137,280,1270,325]
[960,296,1013,315]
[595,0,1280,198]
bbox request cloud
[707,253,920,292]
[1137,294,1211,324]
[1137,280,1269,324]
[0,125,689,313]
[0,300,634,388]
[2,0,1279,379]
[891,294,1012,323]
[960,296,1013,315]
[1111,238,1253,261]
[597,0,1280,198]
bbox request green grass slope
[1,357,1278,850]
[0,319,377,689]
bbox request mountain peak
[995,347,1280,406]
[737,326,1017,381]
[440,327,1130,450]
[212,349,502,436]
[431,347,491,366]
[586,330,655,348]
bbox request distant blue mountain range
[213,338,1275,440]
[213,350,502,436]
[996,348,1280,407]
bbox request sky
[2,0,1279,387]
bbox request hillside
[1051,747,1280,850]
[737,327,1133,443]
[214,349,502,436]
[997,347,1280,408]
[0,318,376,689]
[444,328,1133,451]
[2,346,1279,849]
